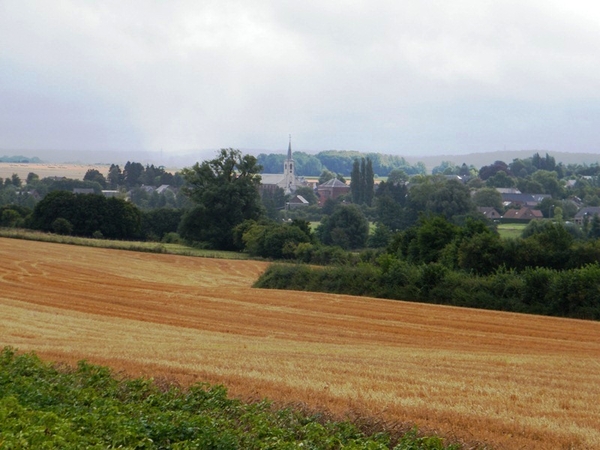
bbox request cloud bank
[1,0,600,159]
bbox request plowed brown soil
[1,237,599,449]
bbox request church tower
[283,135,295,193]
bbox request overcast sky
[2,1,600,161]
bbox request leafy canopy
[179,148,264,249]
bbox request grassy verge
[496,223,526,239]
[0,228,248,260]
[0,347,459,449]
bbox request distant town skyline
[2,1,600,159]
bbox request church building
[259,136,305,195]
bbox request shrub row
[254,261,600,320]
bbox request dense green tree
[406,177,475,225]
[123,161,145,188]
[316,204,369,250]
[456,228,503,275]
[318,169,336,185]
[386,169,409,185]
[589,215,600,240]
[350,159,361,204]
[432,161,456,175]
[140,208,184,241]
[83,169,107,189]
[367,223,392,248]
[532,170,565,198]
[375,195,406,231]
[350,158,374,206]
[178,149,264,250]
[0,208,21,227]
[365,158,374,206]
[485,170,515,188]
[107,164,123,189]
[473,187,503,210]
[242,221,312,259]
[11,173,21,188]
[517,178,545,194]
[30,191,140,239]
[294,186,318,205]
[479,161,511,180]
[406,215,460,264]
[26,172,39,185]
[261,187,286,220]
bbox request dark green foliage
[179,149,264,250]
[51,217,73,235]
[242,221,312,259]
[257,214,600,320]
[30,191,141,239]
[404,216,460,265]
[141,208,184,241]
[45,178,103,194]
[293,187,318,205]
[255,261,600,320]
[0,348,457,450]
[317,204,369,250]
[314,150,426,177]
[368,224,392,249]
[405,177,475,227]
[261,186,287,220]
[478,160,511,180]
[0,205,30,227]
[83,168,107,188]
[293,243,358,265]
[350,158,375,206]
[257,152,323,176]
[123,161,145,188]
[472,187,503,210]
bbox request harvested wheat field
[1,238,600,449]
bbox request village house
[287,194,309,209]
[477,207,502,220]
[317,178,350,206]
[500,193,551,209]
[574,206,600,225]
[502,207,544,221]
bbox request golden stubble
[1,237,599,449]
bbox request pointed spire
[287,134,292,160]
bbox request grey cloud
[1,0,600,158]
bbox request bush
[255,260,600,320]
[162,232,182,244]
[52,218,73,235]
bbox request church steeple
[283,134,295,194]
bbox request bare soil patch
[1,237,599,449]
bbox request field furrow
[1,237,599,449]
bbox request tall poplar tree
[350,159,361,204]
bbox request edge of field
[0,228,248,260]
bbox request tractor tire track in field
[1,237,600,449]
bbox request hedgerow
[254,262,600,320]
[0,348,458,449]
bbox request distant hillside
[404,150,600,172]
[0,155,42,163]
